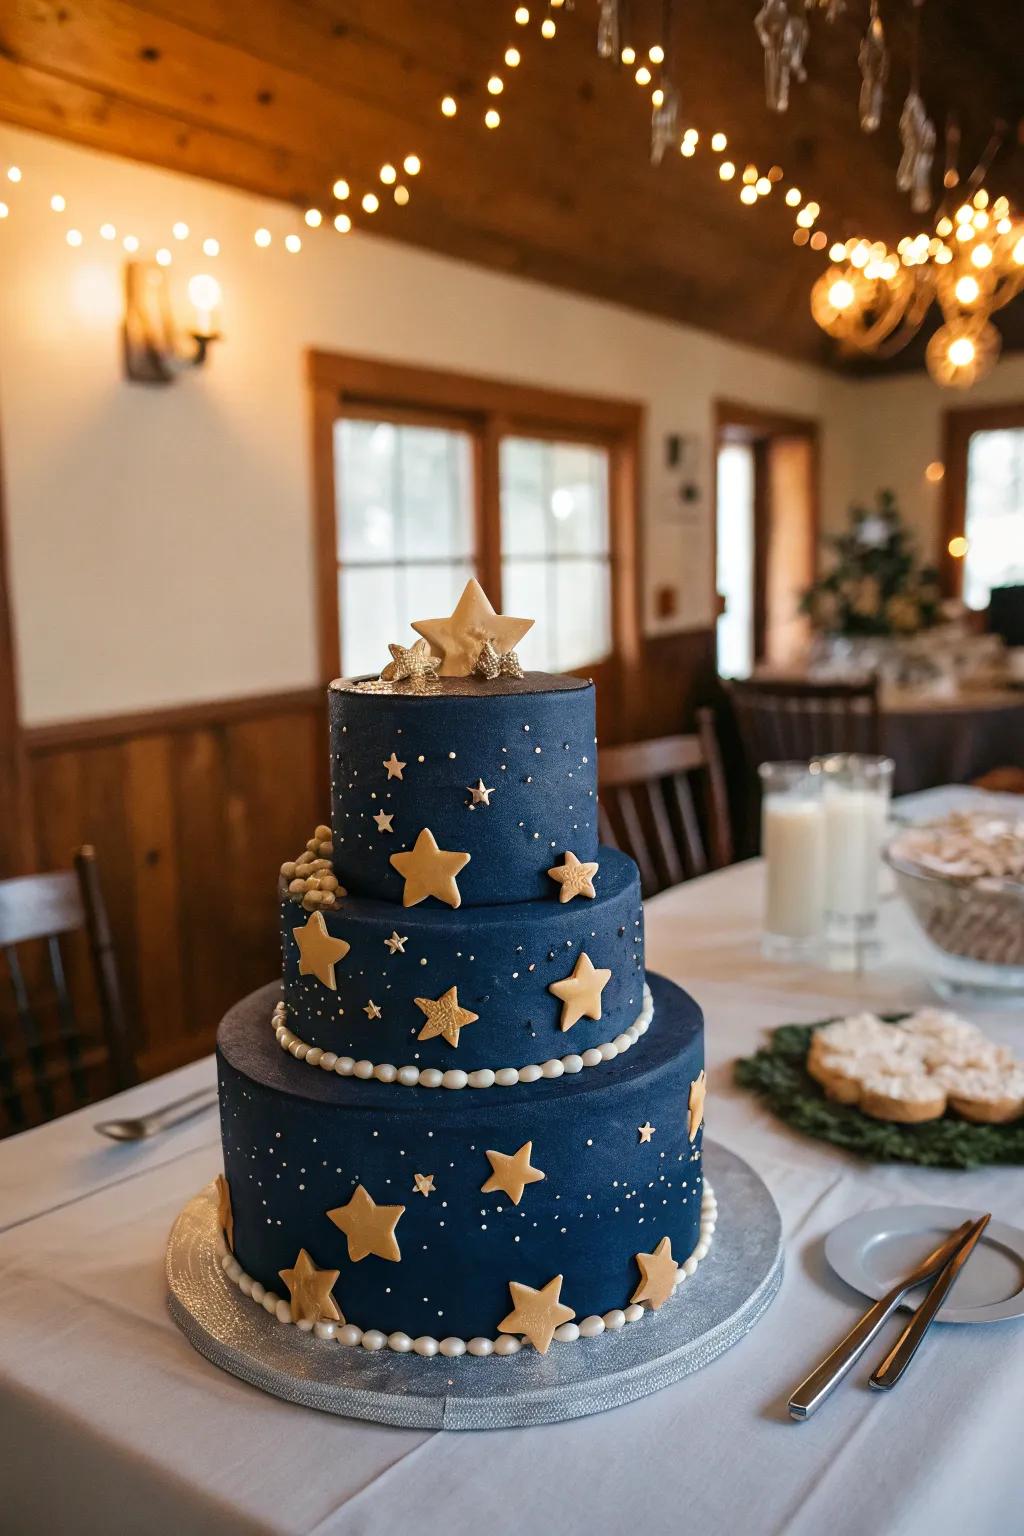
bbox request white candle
[823,786,887,919]
[762,795,825,940]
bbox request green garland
[734,1018,1024,1170]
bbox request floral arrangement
[802,489,942,637]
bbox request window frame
[307,350,643,691]
[941,401,1024,600]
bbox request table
[880,689,1024,795]
[2,813,1022,1535]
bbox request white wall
[0,125,863,725]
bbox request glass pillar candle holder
[816,753,894,962]
[759,762,825,959]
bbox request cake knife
[788,1218,974,1420]
[869,1213,990,1391]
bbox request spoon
[95,1086,220,1141]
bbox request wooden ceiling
[2,0,1023,369]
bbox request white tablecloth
[2,804,1022,1535]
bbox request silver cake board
[167,1140,782,1430]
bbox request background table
[2,799,1022,1535]
[880,688,1024,794]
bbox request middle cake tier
[280,846,645,1074]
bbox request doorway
[713,402,819,678]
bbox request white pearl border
[272,983,653,1089]
[220,1182,716,1356]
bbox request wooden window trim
[308,350,643,688]
[941,401,1024,598]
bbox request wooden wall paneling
[124,734,186,1058]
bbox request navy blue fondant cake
[214,581,710,1361]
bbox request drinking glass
[759,762,825,959]
[815,753,894,961]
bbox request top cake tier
[329,674,598,907]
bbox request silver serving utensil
[95,1086,219,1142]
[788,1217,975,1420]
[869,1213,991,1391]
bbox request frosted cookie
[809,1047,906,1105]
[935,1065,1024,1125]
[858,1070,948,1125]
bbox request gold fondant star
[467,779,495,806]
[364,999,382,1020]
[481,1140,545,1205]
[413,1173,435,1197]
[414,985,479,1048]
[638,1122,655,1143]
[630,1236,679,1312]
[498,1275,575,1355]
[383,752,406,780]
[373,810,394,833]
[384,931,408,954]
[390,827,471,908]
[215,1172,234,1249]
[380,638,442,684]
[327,1184,405,1263]
[548,951,612,1031]
[278,1248,343,1324]
[412,577,533,677]
[688,1070,707,1142]
[547,850,600,903]
[293,909,351,990]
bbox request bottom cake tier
[217,972,706,1345]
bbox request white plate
[825,1204,1024,1325]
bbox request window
[714,441,756,678]
[310,353,639,683]
[962,429,1024,610]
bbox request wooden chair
[726,674,882,764]
[598,710,733,898]
[0,846,135,1134]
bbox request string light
[719,161,735,181]
[829,242,847,262]
[155,245,172,264]
[634,65,651,86]
[742,165,757,184]
[487,75,504,94]
[621,46,636,65]
[948,336,975,367]
[334,213,352,233]
[651,87,665,108]
[123,234,139,253]
[7,167,21,183]
[740,185,757,205]
[515,5,529,21]
[202,237,220,256]
[971,242,992,269]
[394,185,410,205]
[0,203,7,219]
[710,132,727,152]
[333,179,351,199]
[756,177,771,196]
[810,231,827,251]
[403,155,421,176]
[254,228,271,247]
[925,461,945,483]
[66,228,82,247]
[285,233,302,253]
[785,187,802,207]
[540,17,555,38]
[505,47,521,67]
[100,223,116,240]
[441,95,458,117]
[829,279,855,310]
[362,192,379,213]
[378,164,397,185]
[485,107,501,128]
[683,128,699,145]
[304,208,323,227]
[948,535,969,558]
[680,140,695,158]
[50,194,65,212]
[649,44,665,63]
[796,207,815,228]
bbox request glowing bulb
[948,336,975,368]
[971,242,992,268]
[680,141,695,158]
[710,132,727,152]
[850,244,869,269]
[487,75,503,95]
[50,194,65,212]
[756,177,771,195]
[719,161,735,181]
[973,188,989,209]
[793,228,809,247]
[651,87,664,107]
[810,232,827,251]
[333,181,350,202]
[936,216,953,237]
[649,44,664,63]
[879,259,896,279]
[742,165,757,185]
[485,108,501,128]
[829,242,846,262]
[515,5,529,21]
[768,165,783,182]
[285,233,302,253]
[925,461,945,483]
[935,245,952,264]
[785,187,801,207]
[740,185,757,205]
[376,165,395,187]
[403,155,421,176]
[394,185,410,205]
[304,208,322,227]
[505,47,521,66]
[171,221,189,240]
[441,95,458,117]
[997,217,1012,235]
[122,234,139,253]
[993,196,1009,217]
[828,279,855,310]
[796,207,815,228]
[541,17,556,37]
[948,535,969,558]
[1014,238,1024,265]
[334,213,352,233]
[955,222,974,242]
[254,227,271,247]
[100,223,116,241]
[361,192,379,213]
[7,167,21,183]
[0,203,7,219]
[202,237,219,256]
[65,228,83,247]
[955,204,973,223]
[804,202,820,219]
[621,46,636,65]
[187,272,221,313]
[973,209,990,230]
[155,246,172,265]
[683,128,698,144]
[955,275,980,304]
[635,65,651,85]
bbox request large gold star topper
[547,850,600,903]
[498,1275,575,1355]
[548,951,612,1031]
[380,637,442,684]
[390,827,471,908]
[278,1248,343,1325]
[630,1236,679,1311]
[215,1173,234,1250]
[414,985,479,1048]
[688,1070,707,1142]
[481,1140,545,1205]
[293,909,351,989]
[327,1184,405,1263]
[412,578,533,677]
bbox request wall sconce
[123,261,222,383]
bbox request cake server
[788,1217,974,1420]
[95,1086,220,1141]
[869,1213,991,1391]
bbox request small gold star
[638,1122,655,1143]
[412,577,533,677]
[383,752,406,780]
[380,637,441,683]
[278,1248,343,1324]
[215,1172,234,1249]
[390,827,471,908]
[327,1184,405,1263]
[688,1070,707,1142]
[384,931,408,954]
[630,1236,679,1311]
[373,810,394,833]
[467,779,495,806]
[413,1173,435,1198]
[547,850,600,903]
[364,999,382,1020]
[473,640,524,680]
[292,909,351,990]
[414,985,479,1048]
[548,951,612,1031]
[481,1140,545,1205]
[498,1275,575,1355]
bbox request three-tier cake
[214,581,711,1359]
